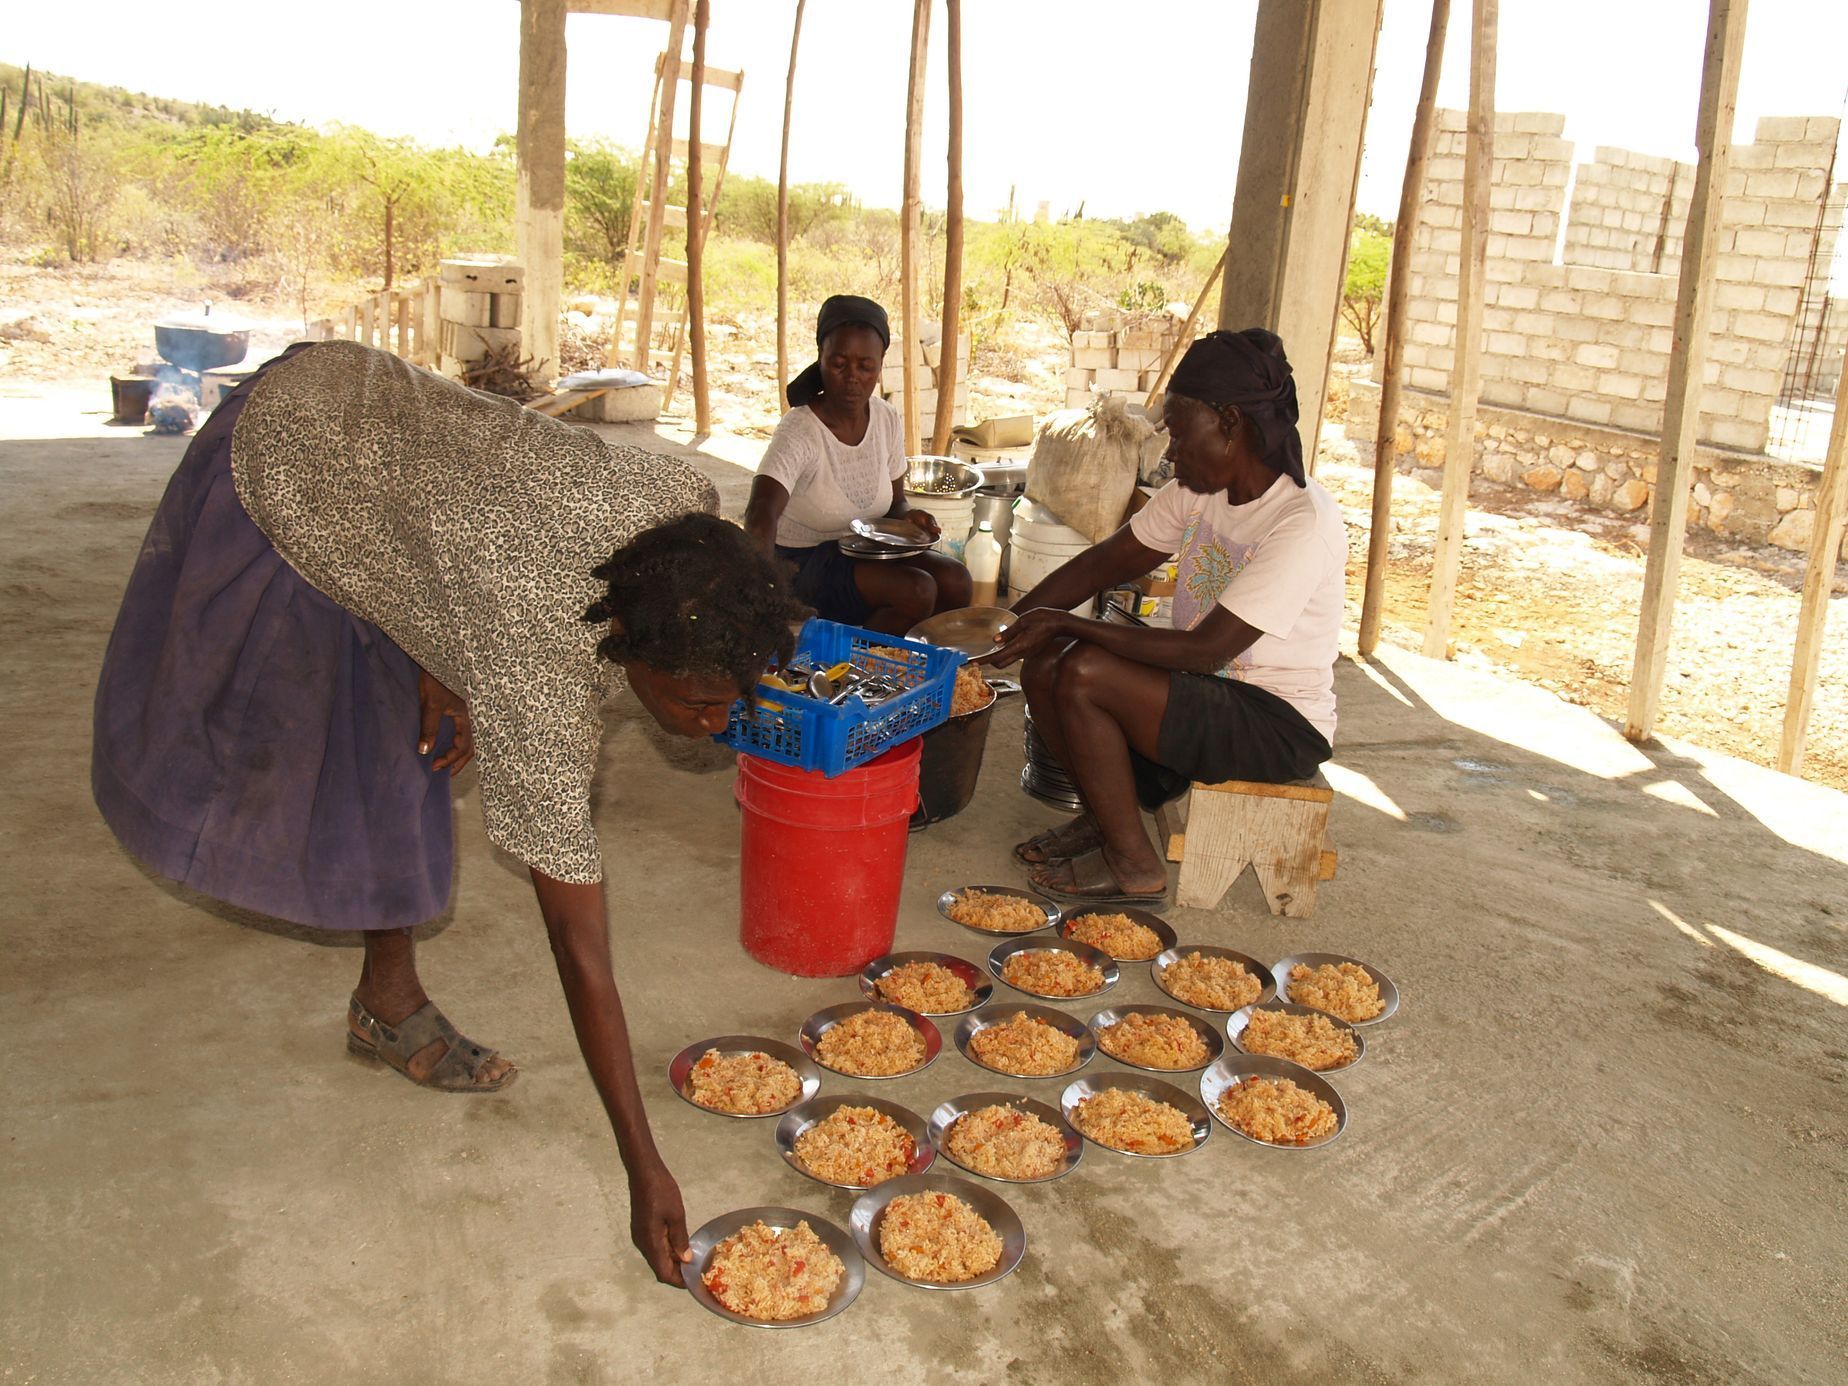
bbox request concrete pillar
[1220,0,1384,466]
[517,0,567,384]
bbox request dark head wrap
[786,294,891,408]
[1166,327,1304,486]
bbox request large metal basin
[154,310,252,374]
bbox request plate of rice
[1226,1001,1365,1074]
[1271,952,1399,1026]
[936,885,1060,936]
[928,1091,1083,1183]
[687,1206,865,1327]
[668,1036,822,1119]
[858,951,992,1016]
[1060,1073,1211,1158]
[953,1005,1095,1079]
[1088,1005,1224,1073]
[1058,908,1175,961]
[799,1002,941,1079]
[1150,946,1276,1013]
[849,1174,1026,1290]
[775,1096,935,1189]
[987,937,1118,1000]
[1200,1054,1347,1150]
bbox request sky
[6,1,1846,232]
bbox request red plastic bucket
[735,738,922,977]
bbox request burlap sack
[1024,397,1167,540]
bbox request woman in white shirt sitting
[979,329,1344,906]
[745,295,971,634]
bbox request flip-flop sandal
[1013,817,1104,865]
[346,994,517,1093]
[1028,848,1169,909]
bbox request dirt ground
[3,250,1842,790]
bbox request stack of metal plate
[1019,708,1084,812]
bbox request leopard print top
[230,341,718,883]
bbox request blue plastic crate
[717,618,966,776]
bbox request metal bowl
[904,454,984,498]
[849,1173,1026,1290]
[987,936,1119,1000]
[1058,907,1177,962]
[1059,1071,1212,1158]
[936,885,1060,937]
[685,1205,866,1328]
[928,1090,1084,1183]
[1150,945,1278,1013]
[1087,1004,1224,1074]
[1200,1053,1348,1151]
[858,951,992,1016]
[906,606,1014,658]
[1270,952,1400,1026]
[774,1095,935,1190]
[1226,1000,1366,1075]
[668,1035,822,1119]
[952,1004,1096,1080]
[798,1002,942,1080]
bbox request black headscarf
[1166,327,1304,487]
[786,294,891,409]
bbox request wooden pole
[775,0,806,413]
[635,0,690,373]
[929,0,964,454]
[900,0,931,459]
[1421,0,1495,660]
[1359,0,1451,657]
[1624,0,1749,742]
[684,0,711,433]
[1777,357,1848,774]
[1144,248,1226,412]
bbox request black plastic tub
[914,699,997,824]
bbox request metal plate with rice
[668,1035,822,1119]
[1270,951,1400,1026]
[858,951,993,1016]
[685,1205,865,1328]
[1059,1071,1212,1158]
[1226,1000,1366,1074]
[1058,907,1177,960]
[848,1173,1026,1291]
[952,1003,1096,1080]
[1200,1053,1348,1150]
[798,1001,942,1080]
[927,1090,1084,1183]
[774,1095,936,1190]
[1086,1004,1224,1073]
[986,935,1119,1000]
[936,884,1060,936]
[1150,945,1278,1012]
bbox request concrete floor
[4,385,1845,1384]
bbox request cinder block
[1064,366,1094,388]
[1065,387,1096,410]
[1574,342,1622,369]
[1072,347,1114,370]
[1601,372,1645,401]
[440,258,524,291]
[1116,347,1163,371]
[440,288,522,329]
[1094,368,1141,392]
[438,321,520,360]
[923,340,942,368]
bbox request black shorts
[776,541,873,626]
[1127,673,1332,809]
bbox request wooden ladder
[610,39,744,412]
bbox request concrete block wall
[1563,147,1691,276]
[1383,111,1840,455]
[1062,308,1187,411]
[877,320,971,427]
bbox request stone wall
[1385,111,1840,454]
[1348,377,1846,561]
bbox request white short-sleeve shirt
[757,398,907,548]
[1128,474,1348,743]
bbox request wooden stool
[1155,772,1337,917]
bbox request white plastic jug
[964,521,1002,607]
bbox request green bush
[1340,227,1391,355]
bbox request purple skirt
[91,346,454,930]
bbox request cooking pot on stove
[154,306,252,375]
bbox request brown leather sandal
[1013,816,1104,866]
[346,994,517,1093]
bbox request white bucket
[926,495,976,559]
[1005,528,1093,609]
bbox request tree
[564,137,638,281]
[41,128,117,261]
[1341,227,1391,355]
[324,126,437,289]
